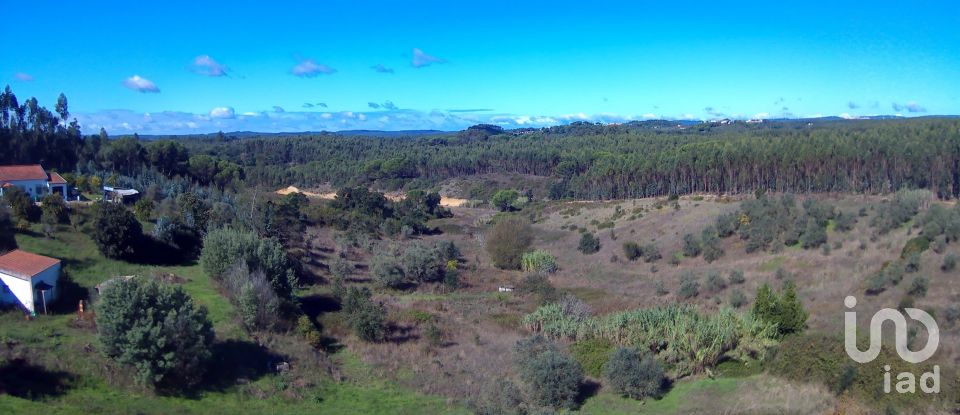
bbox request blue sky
[3,1,959,134]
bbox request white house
[0,250,61,315]
[0,164,69,201]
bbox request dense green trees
[177,117,960,200]
[0,203,15,251]
[96,278,214,389]
[90,202,143,259]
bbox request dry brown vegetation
[294,191,960,413]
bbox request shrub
[932,235,947,254]
[729,289,747,308]
[677,271,699,299]
[401,243,445,283]
[578,233,601,255]
[604,347,666,400]
[295,315,323,349]
[705,271,727,293]
[96,278,214,389]
[728,270,745,285]
[943,254,957,272]
[701,226,724,263]
[424,323,443,347]
[715,212,738,237]
[908,277,928,298]
[514,337,583,410]
[866,272,888,295]
[40,194,68,224]
[90,202,143,259]
[834,211,857,232]
[434,239,461,261]
[224,262,280,331]
[654,281,668,296]
[643,243,662,263]
[752,282,808,336]
[518,274,559,305]
[904,252,922,273]
[800,218,827,249]
[622,241,642,261]
[486,217,533,269]
[371,255,405,288]
[682,233,701,257]
[200,227,297,299]
[2,187,39,222]
[490,189,520,212]
[521,249,558,274]
[342,287,387,342]
[570,338,614,377]
[133,198,155,221]
[472,380,525,415]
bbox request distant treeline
[182,119,960,199]
[4,86,960,200]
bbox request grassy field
[0,224,467,414]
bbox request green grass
[2,225,467,414]
[578,376,743,414]
[758,256,786,272]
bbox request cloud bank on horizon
[3,1,958,135]
[73,108,680,135]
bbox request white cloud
[191,55,228,77]
[122,75,160,93]
[209,107,235,119]
[292,58,336,77]
[642,113,657,119]
[412,48,446,68]
[753,112,770,119]
[14,72,33,81]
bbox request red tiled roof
[0,165,48,182]
[48,172,67,185]
[0,250,60,280]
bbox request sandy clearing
[275,186,469,207]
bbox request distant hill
[121,116,960,141]
[124,129,450,141]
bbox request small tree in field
[578,233,601,255]
[604,347,666,400]
[491,189,520,212]
[622,241,642,261]
[682,233,701,257]
[133,198,155,221]
[486,217,533,269]
[342,287,387,342]
[372,254,406,289]
[96,278,214,389]
[513,336,584,410]
[90,202,143,259]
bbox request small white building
[0,164,69,201]
[0,250,61,314]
